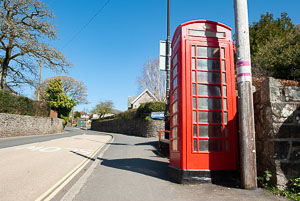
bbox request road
[0,128,112,201]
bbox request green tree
[0,0,71,90]
[91,100,114,119]
[45,79,75,124]
[249,12,300,80]
[74,111,81,119]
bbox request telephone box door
[186,40,238,170]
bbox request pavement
[60,132,289,201]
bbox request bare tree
[137,58,166,102]
[36,76,88,105]
[0,0,71,90]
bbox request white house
[128,89,158,109]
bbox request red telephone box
[169,20,238,183]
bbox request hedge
[135,102,166,119]
[0,90,49,117]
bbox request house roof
[128,96,137,108]
[131,89,158,105]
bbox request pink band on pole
[236,60,252,82]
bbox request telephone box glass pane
[199,140,222,152]
[193,139,197,152]
[224,112,228,124]
[173,140,178,151]
[173,54,178,66]
[193,111,197,123]
[172,114,178,126]
[173,101,178,113]
[192,45,195,57]
[197,59,220,71]
[223,99,227,110]
[173,77,178,87]
[223,86,227,97]
[192,84,196,95]
[198,85,221,97]
[221,48,225,59]
[222,60,226,71]
[193,97,197,109]
[222,72,226,83]
[193,125,197,137]
[173,65,178,78]
[198,125,223,138]
[197,47,220,58]
[198,140,208,152]
[192,71,196,82]
[197,71,221,84]
[198,111,222,123]
[173,89,178,100]
[172,127,177,138]
[192,58,196,69]
[198,98,222,110]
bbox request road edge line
[34,134,112,201]
[60,134,114,201]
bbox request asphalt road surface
[0,128,111,201]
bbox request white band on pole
[237,60,252,82]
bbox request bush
[288,177,300,195]
[117,109,137,120]
[135,102,166,120]
[0,90,49,116]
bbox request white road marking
[16,146,92,155]
[39,147,62,152]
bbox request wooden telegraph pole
[234,0,257,189]
[37,61,42,101]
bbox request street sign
[159,40,171,70]
[151,111,165,119]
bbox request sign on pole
[151,111,165,119]
[159,40,171,70]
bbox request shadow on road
[98,157,170,181]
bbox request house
[128,89,158,109]
[91,109,123,120]
[80,112,89,119]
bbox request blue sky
[25,0,300,112]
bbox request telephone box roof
[172,20,232,44]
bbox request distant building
[91,109,123,120]
[80,112,89,119]
[128,89,158,109]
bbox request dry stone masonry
[91,119,165,138]
[254,77,300,189]
[0,113,64,138]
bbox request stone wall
[91,119,165,137]
[0,113,64,138]
[254,77,300,189]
